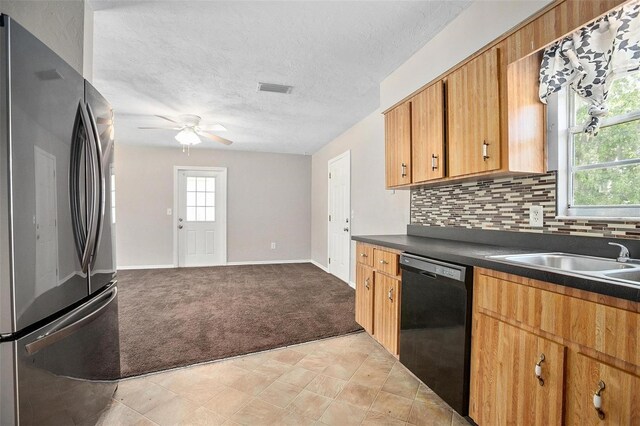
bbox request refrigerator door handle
[24,285,117,355]
[70,101,95,272]
[85,103,105,267]
[82,103,100,272]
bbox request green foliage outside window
[571,72,640,207]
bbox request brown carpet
[117,263,361,377]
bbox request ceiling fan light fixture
[175,128,201,146]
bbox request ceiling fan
[138,114,233,147]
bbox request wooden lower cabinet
[355,264,374,334]
[470,268,640,425]
[354,242,402,356]
[470,313,566,426]
[566,353,640,425]
[356,242,374,268]
[373,274,401,356]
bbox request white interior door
[177,169,227,267]
[34,146,59,295]
[328,151,350,283]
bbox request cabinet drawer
[475,272,640,367]
[566,353,640,425]
[374,249,399,277]
[356,242,374,267]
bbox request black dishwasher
[399,253,473,417]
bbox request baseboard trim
[118,259,320,270]
[310,260,328,272]
[349,281,356,289]
[225,259,312,266]
[117,264,175,270]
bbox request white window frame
[553,74,640,220]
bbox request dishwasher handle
[419,271,438,279]
[400,253,467,282]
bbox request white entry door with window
[328,151,350,283]
[176,168,227,267]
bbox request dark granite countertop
[352,234,640,303]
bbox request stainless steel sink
[603,269,640,283]
[489,253,635,272]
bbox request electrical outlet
[271,242,276,250]
[529,205,544,227]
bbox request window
[186,176,215,222]
[560,71,640,218]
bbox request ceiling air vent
[257,82,293,94]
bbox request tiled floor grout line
[116,331,366,384]
[111,396,161,425]
[103,334,452,426]
[308,350,369,425]
[357,353,394,426]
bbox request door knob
[178,225,183,229]
[343,227,349,232]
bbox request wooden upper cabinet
[447,48,502,177]
[384,102,412,188]
[470,313,566,426]
[411,81,445,182]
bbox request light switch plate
[529,205,543,227]
[166,208,172,216]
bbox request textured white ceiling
[92,1,470,154]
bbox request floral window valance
[539,1,640,135]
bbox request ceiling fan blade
[155,115,180,124]
[199,124,227,132]
[137,126,182,130]
[198,131,233,145]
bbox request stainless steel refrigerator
[0,15,120,425]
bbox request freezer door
[12,284,120,426]
[0,340,17,426]
[85,82,116,294]
[2,17,89,334]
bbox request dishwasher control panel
[400,254,465,282]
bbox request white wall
[311,0,554,282]
[115,144,311,268]
[380,0,553,111]
[311,110,409,283]
[0,0,86,74]
[83,0,94,81]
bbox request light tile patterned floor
[85,332,469,426]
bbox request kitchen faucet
[609,242,630,263]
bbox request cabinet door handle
[401,162,407,178]
[360,253,368,258]
[388,287,393,301]
[365,278,370,290]
[482,141,489,161]
[431,154,438,171]
[593,380,606,420]
[379,260,388,265]
[534,353,545,386]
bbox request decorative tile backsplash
[410,172,640,240]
